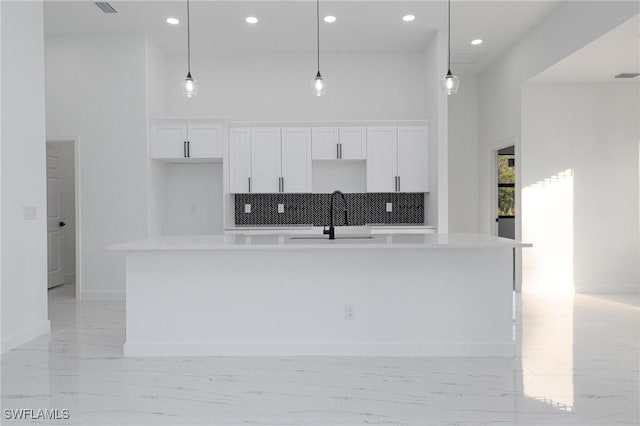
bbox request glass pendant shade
[183,72,198,98]
[313,71,326,97]
[441,70,459,95]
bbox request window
[498,154,515,217]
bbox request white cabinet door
[312,127,339,160]
[281,127,312,193]
[366,127,397,192]
[251,128,282,193]
[397,126,429,192]
[187,122,223,158]
[152,122,188,159]
[339,127,366,159]
[229,128,252,193]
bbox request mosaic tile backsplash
[234,193,424,226]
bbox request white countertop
[109,233,531,251]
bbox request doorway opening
[490,141,521,293]
[46,139,78,299]
[496,145,516,239]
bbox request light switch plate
[386,203,393,212]
[244,204,251,214]
[23,206,37,220]
[278,204,284,214]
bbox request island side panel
[124,248,514,356]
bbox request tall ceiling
[44,1,561,71]
[530,14,640,83]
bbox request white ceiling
[44,1,561,71]
[530,14,640,83]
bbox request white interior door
[366,127,397,192]
[281,127,312,193]
[397,126,429,192]
[250,128,282,193]
[47,146,65,288]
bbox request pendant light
[441,0,459,95]
[312,0,326,96]
[182,0,197,98]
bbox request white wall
[448,71,479,233]
[423,32,449,231]
[522,83,639,293]
[145,38,169,238]
[478,1,639,235]
[166,163,223,235]
[45,33,149,299]
[1,1,50,351]
[164,51,428,121]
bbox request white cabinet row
[151,120,223,160]
[229,128,312,193]
[367,126,430,193]
[229,126,429,193]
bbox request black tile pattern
[234,193,424,226]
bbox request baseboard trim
[124,341,516,358]
[80,291,125,301]
[574,283,640,294]
[1,321,51,353]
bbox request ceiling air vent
[614,73,640,79]
[95,2,117,14]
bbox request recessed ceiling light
[402,15,415,22]
[324,16,336,23]
[166,17,180,25]
[245,16,258,24]
[471,39,483,45]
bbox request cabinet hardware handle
[339,143,343,159]
[397,176,400,192]
[395,176,399,192]
[187,140,190,158]
[248,177,252,193]
[336,143,340,159]
[184,141,187,158]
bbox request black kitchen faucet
[324,190,349,240]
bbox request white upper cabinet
[281,127,312,193]
[229,127,312,194]
[152,122,188,159]
[338,127,367,159]
[367,125,429,192]
[187,122,223,158]
[311,127,339,160]
[312,127,366,160]
[397,126,429,192]
[229,128,252,193]
[151,119,223,160]
[366,127,397,192]
[250,128,282,193]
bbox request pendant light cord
[316,0,320,73]
[447,0,451,71]
[187,0,191,74]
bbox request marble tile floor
[1,284,638,426]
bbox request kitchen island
[110,233,530,357]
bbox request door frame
[488,137,522,291]
[46,137,81,299]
